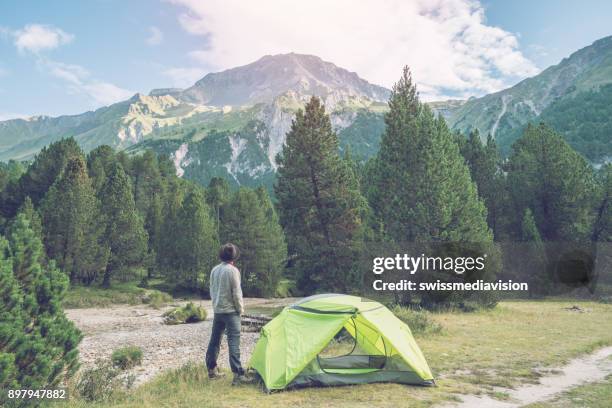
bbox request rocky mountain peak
[179,53,390,106]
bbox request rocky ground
[66,298,295,385]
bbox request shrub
[391,305,443,336]
[76,360,122,402]
[599,295,612,304]
[111,346,143,370]
[143,290,173,309]
[275,279,296,298]
[0,215,81,395]
[163,302,207,325]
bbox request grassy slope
[62,300,612,407]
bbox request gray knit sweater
[209,262,244,315]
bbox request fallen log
[241,314,272,332]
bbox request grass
[525,375,612,408]
[111,346,144,370]
[163,302,208,325]
[63,283,173,309]
[391,305,443,335]
[142,291,173,309]
[61,299,612,407]
[75,360,124,402]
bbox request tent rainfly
[248,294,435,391]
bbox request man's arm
[230,267,244,315]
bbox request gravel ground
[65,298,295,385]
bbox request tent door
[316,317,387,374]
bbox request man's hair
[219,243,239,262]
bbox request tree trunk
[102,267,112,288]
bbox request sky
[1,0,611,119]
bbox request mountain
[2,40,611,188]
[448,36,612,162]
[180,53,390,106]
[427,99,465,122]
[0,93,217,160]
[0,53,394,188]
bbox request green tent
[249,294,434,390]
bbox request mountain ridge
[1,38,611,187]
[448,35,612,159]
[179,53,391,106]
[0,53,394,163]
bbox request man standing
[206,243,253,385]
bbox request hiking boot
[232,372,256,386]
[208,367,225,379]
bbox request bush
[599,295,612,304]
[0,215,82,394]
[391,305,443,336]
[111,346,143,370]
[275,279,296,298]
[143,291,173,309]
[163,302,207,325]
[76,360,122,402]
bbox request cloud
[168,0,539,100]
[187,49,210,64]
[82,82,135,105]
[43,60,133,105]
[14,24,73,53]
[146,26,164,46]
[2,22,131,107]
[163,67,207,88]
[47,61,89,84]
[1,23,131,110]
[528,43,549,58]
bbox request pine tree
[129,150,167,278]
[158,178,188,273]
[255,187,289,295]
[592,164,611,242]
[19,138,82,206]
[0,237,21,390]
[275,96,367,293]
[367,67,496,307]
[521,209,543,244]
[16,197,43,239]
[175,189,218,291]
[41,157,109,284]
[507,123,597,241]
[206,177,231,236]
[0,138,83,219]
[0,213,81,396]
[99,163,148,287]
[369,67,492,242]
[520,208,549,294]
[0,160,25,192]
[87,145,117,192]
[459,131,510,239]
[221,188,287,297]
[130,150,164,215]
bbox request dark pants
[205,312,244,374]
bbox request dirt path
[66,298,295,385]
[446,346,612,408]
